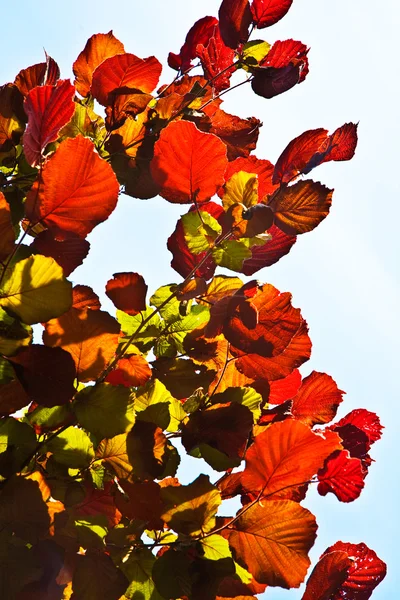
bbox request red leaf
[72,285,101,310]
[268,368,301,404]
[31,230,90,276]
[333,409,383,446]
[91,53,162,106]
[330,423,370,462]
[197,26,236,93]
[291,371,345,427]
[317,450,365,503]
[9,345,76,407]
[168,16,218,72]
[73,31,125,98]
[105,354,151,387]
[75,482,122,528]
[25,135,120,237]
[241,224,297,274]
[105,272,147,315]
[151,121,227,204]
[321,541,387,599]
[14,54,60,96]
[251,0,293,28]
[115,480,163,529]
[23,80,75,166]
[218,0,252,49]
[167,219,217,280]
[302,551,352,600]
[273,123,358,184]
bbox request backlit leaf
[291,371,344,427]
[151,121,227,204]
[182,210,222,254]
[25,135,119,237]
[168,16,218,72]
[333,409,383,446]
[212,239,252,271]
[160,474,221,536]
[226,499,317,587]
[106,272,147,316]
[242,224,296,274]
[251,0,293,29]
[45,426,95,468]
[197,26,236,93]
[91,53,162,106]
[43,307,120,382]
[223,155,276,202]
[239,419,342,499]
[106,352,151,388]
[317,450,365,503]
[268,368,301,404]
[0,254,72,324]
[31,230,90,277]
[320,541,387,599]
[0,84,25,161]
[14,54,60,96]
[219,0,252,49]
[120,548,163,600]
[0,192,15,260]
[73,31,125,98]
[0,306,32,356]
[302,551,351,600]
[205,108,261,161]
[74,383,135,439]
[23,80,75,166]
[222,171,259,210]
[268,180,333,235]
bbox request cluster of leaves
[0,0,386,599]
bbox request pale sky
[2,1,399,598]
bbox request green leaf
[152,549,192,599]
[117,306,161,352]
[26,403,73,432]
[193,443,241,471]
[150,284,180,322]
[0,255,72,324]
[120,548,164,600]
[0,357,14,384]
[134,379,186,433]
[212,240,252,272]
[45,426,95,469]
[154,304,210,358]
[212,386,262,423]
[73,383,135,439]
[199,534,232,561]
[0,307,32,356]
[75,514,108,550]
[0,417,37,477]
[181,211,222,254]
[89,462,107,489]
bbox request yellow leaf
[0,255,72,324]
[222,171,259,210]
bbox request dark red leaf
[251,62,303,99]
[219,0,253,49]
[23,80,75,166]
[9,345,76,407]
[31,230,90,277]
[317,450,365,503]
[330,423,370,462]
[241,224,297,275]
[72,285,101,310]
[251,0,293,28]
[168,16,218,72]
[302,551,352,600]
[333,409,383,446]
[105,272,147,315]
[197,26,236,93]
[321,541,387,599]
[167,218,217,280]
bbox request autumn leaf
[302,551,351,600]
[23,79,75,166]
[317,449,365,503]
[291,371,344,427]
[151,121,228,204]
[105,272,147,315]
[251,0,293,29]
[219,0,252,49]
[0,192,15,260]
[25,135,120,237]
[31,230,90,277]
[14,54,59,96]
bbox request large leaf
[226,499,317,587]
[91,53,162,105]
[74,383,135,439]
[25,135,120,237]
[291,371,344,427]
[302,551,351,600]
[239,419,342,500]
[0,255,72,324]
[73,31,125,97]
[23,79,75,166]
[151,121,228,204]
[43,307,120,382]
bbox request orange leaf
[0,191,15,260]
[73,31,125,98]
[23,79,75,166]
[268,368,301,404]
[106,353,152,387]
[291,371,345,427]
[14,55,60,96]
[226,499,317,587]
[72,285,101,310]
[239,419,342,500]
[268,180,333,235]
[222,155,277,201]
[43,307,120,382]
[302,551,351,600]
[91,53,162,106]
[75,482,122,528]
[25,135,120,237]
[151,121,228,204]
[105,272,147,315]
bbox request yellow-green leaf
[222,171,259,209]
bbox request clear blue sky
[3,1,399,597]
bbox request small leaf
[0,192,15,260]
[182,210,222,254]
[251,0,293,29]
[212,239,252,271]
[105,272,147,315]
[0,306,32,356]
[219,0,252,49]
